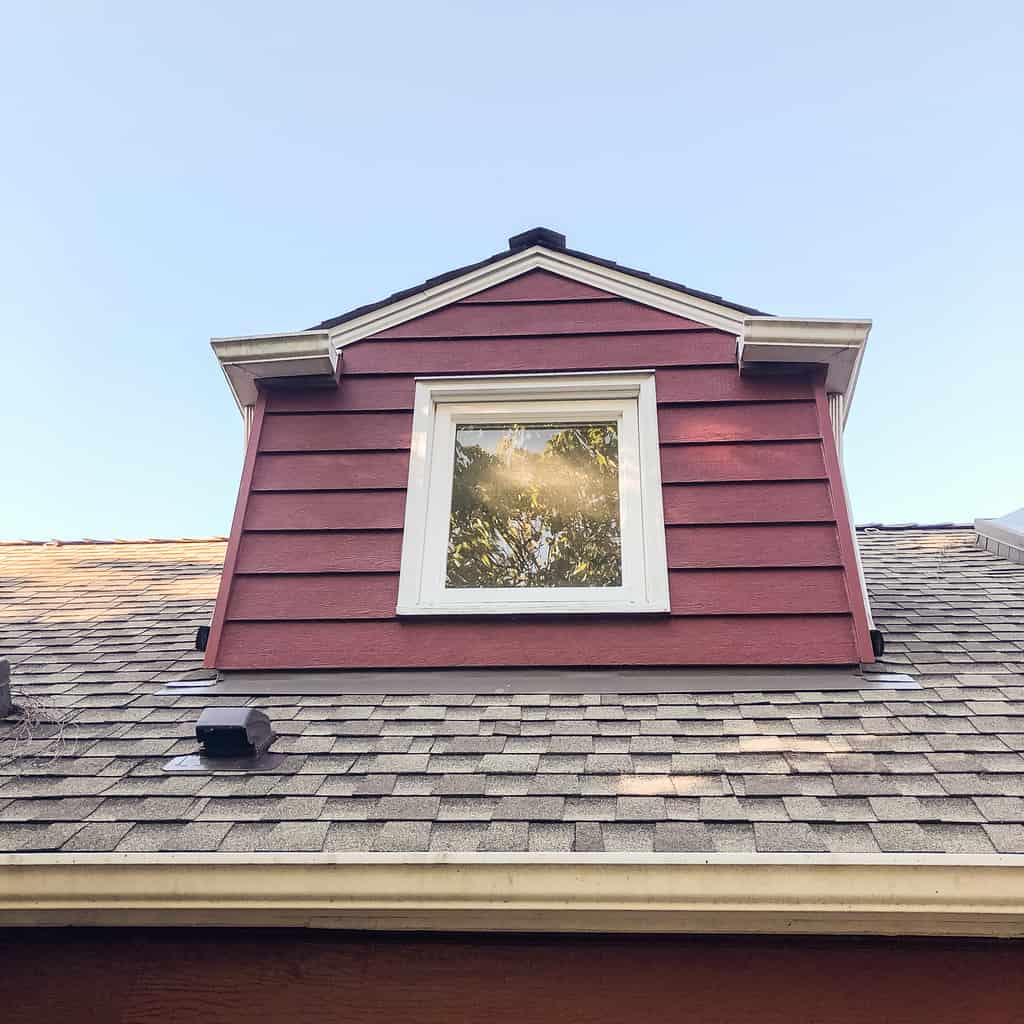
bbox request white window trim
[397,371,670,616]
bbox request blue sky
[1,2,1021,540]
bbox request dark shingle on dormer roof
[310,230,769,332]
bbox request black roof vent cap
[508,227,566,252]
[196,706,274,757]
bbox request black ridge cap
[309,230,770,331]
[508,226,566,251]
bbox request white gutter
[211,331,338,412]
[3,853,1024,937]
[739,318,872,422]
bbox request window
[397,372,669,615]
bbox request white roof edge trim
[4,852,1024,936]
[739,317,872,422]
[211,330,337,411]
[325,246,750,345]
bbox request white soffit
[740,317,872,419]
[211,331,337,410]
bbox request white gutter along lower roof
[3,853,1024,937]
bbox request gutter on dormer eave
[739,317,872,426]
[211,330,339,415]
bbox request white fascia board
[325,247,749,346]
[3,853,1024,936]
[211,331,337,411]
[740,317,872,422]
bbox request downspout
[243,404,255,446]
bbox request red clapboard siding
[462,269,617,302]
[235,531,403,574]
[260,412,411,452]
[228,568,846,620]
[660,441,826,483]
[216,615,860,670]
[228,573,399,620]
[666,524,842,568]
[208,265,872,672]
[266,367,812,414]
[663,482,835,525]
[252,451,410,491]
[669,568,849,615]
[371,299,703,338]
[655,366,814,404]
[266,376,417,413]
[268,367,811,414]
[657,402,820,444]
[341,332,737,375]
[245,491,405,531]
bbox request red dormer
[204,229,876,673]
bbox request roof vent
[196,706,274,757]
[975,508,1024,564]
[508,227,566,252]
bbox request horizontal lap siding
[341,333,736,375]
[216,615,860,669]
[213,270,861,670]
[227,568,849,621]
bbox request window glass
[446,422,622,588]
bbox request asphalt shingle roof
[1,527,1023,854]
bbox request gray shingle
[753,822,826,852]
[528,823,574,851]
[574,822,604,852]
[374,796,441,820]
[814,823,881,854]
[699,796,786,821]
[429,822,488,851]
[0,821,92,853]
[372,821,431,852]
[654,822,714,852]
[870,823,945,853]
[983,825,1024,853]
[258,821,329,852]
[3,528,1024,856]
[323,821,382,852]
[438,797,497,821]
[601,823,655,852]
[494,796,564,820]
[60,821,134,852]
[478,821,529,852]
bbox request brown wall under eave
[1,929,1022,1024]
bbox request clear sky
[1,2,1021,540]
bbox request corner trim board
[204,390,268,669]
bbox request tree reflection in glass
[446,422,622,588]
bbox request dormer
[204,229,877,675]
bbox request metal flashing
[161,666,918,697]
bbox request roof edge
[4,853,1024,936]
[311,236,770,333]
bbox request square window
[397,372,669,615]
